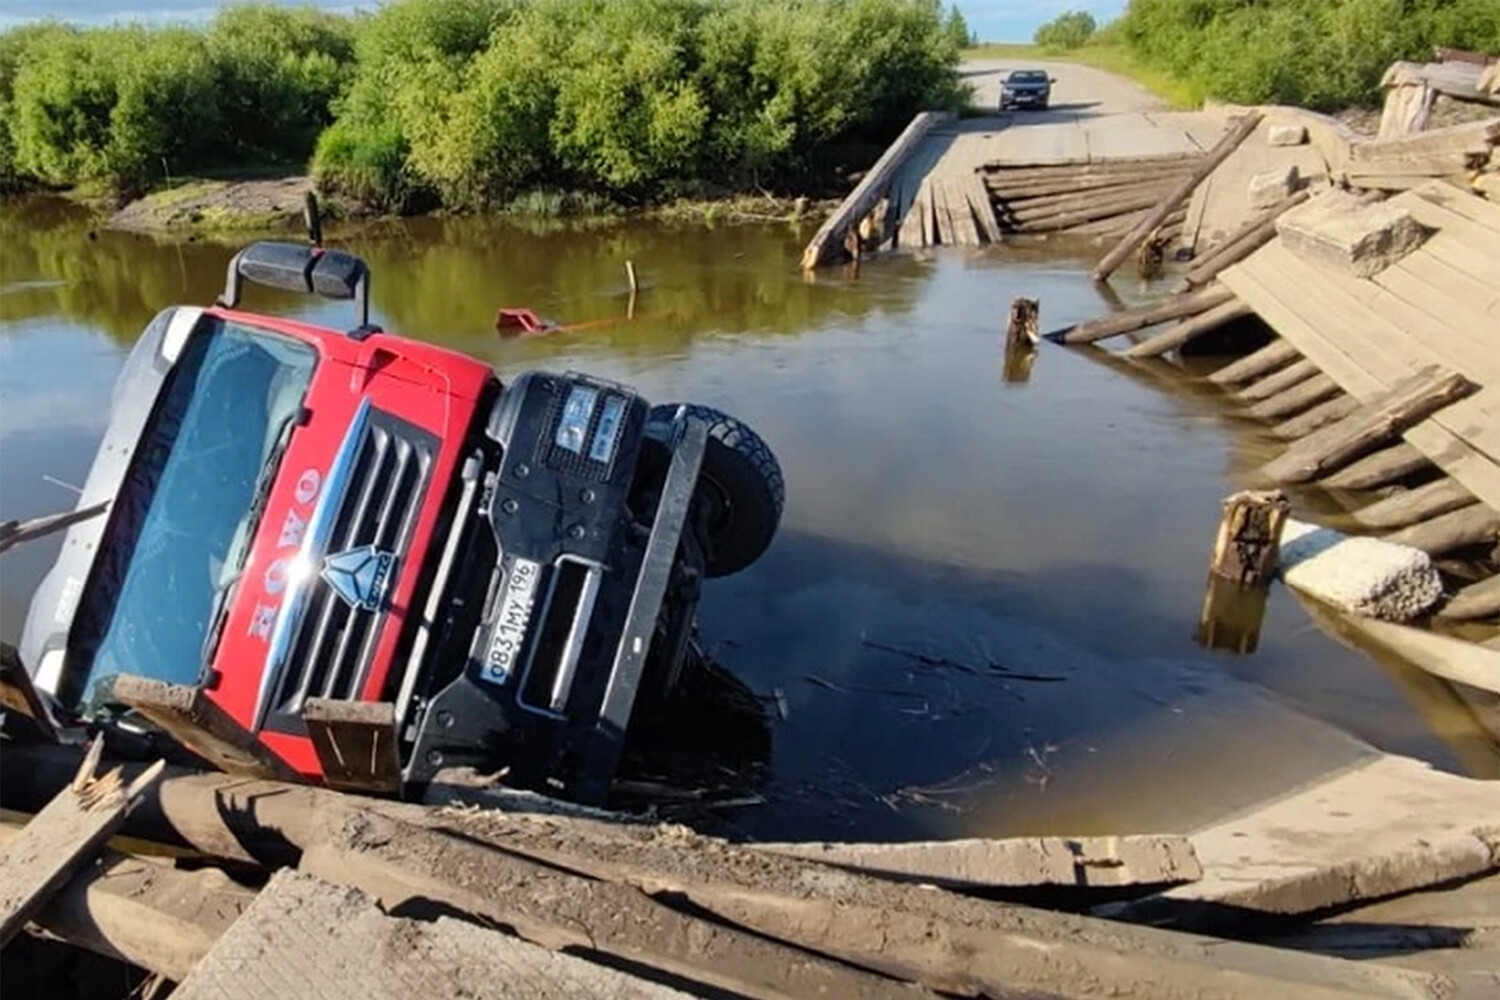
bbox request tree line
[0,0,968,209]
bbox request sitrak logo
[321,545,397,611]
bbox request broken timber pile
[980,155,1198,239]
[0,740,1474,1000]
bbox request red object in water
[495,308,557,336]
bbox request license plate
[481,558,541,684]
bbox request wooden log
[1049,283,1234,345]
[1233,357,1320,403]
[1313,612,1500,695]
[1242,373,1341,422]
[1196,576,1270,654]
[1017,193,1170,234]
[304,698,402,795]
[1000,177,1177,214]
[112,673,297,780]
[0,742,165,947]
[1384,502,1500,556]
[962,171,1004,244]
[1438,574,1500,621]
[1260,367,1475,484]
[1269,394,1360,440]
[1348,478,1477,531]
[989,170,1191,199]
[801,111,951,269]
[1320,442,1433,490]
[1207,490,1291,586]
[0,826,252,982]
[1208,338,1301,386]
[300,813,928,1000]
[1180,189,1313,289]
[981,157,1198,182]
[1092,111,1265,282]
[1125,298,1254,359]
[174,869,689,1000]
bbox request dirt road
[960,58,1167,117]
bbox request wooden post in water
[1196,490,1290,654]
[1003,297,1039,384]
[625,259,638,319]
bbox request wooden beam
[1320,442,1433,490]
[1125,299,1254,359]
[1384,502,1500,555]
[304,698,402,795]
[1,642,60,742]
[801,111,951,269]
[0,742,165,947]
[1179,189,1313,290]
[111,674,296,781]
[1347,478,1477,531]
[1092,111,1264,282]
[1208,338,1301,386]
[1261,367,1475,483]
[1050,284,1234,345]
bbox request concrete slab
[1279,518,1443,621]
[1268,123,1309,147]
[1124,754,1500,919]
[1276,190,1431,277]
[1249,164,1300,209]
[754,833,1202,891]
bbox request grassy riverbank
[0,0,966,217]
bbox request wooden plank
[1093,111,1265,281]
[1261,366,1475,484]
[1348,477,1478,530]
[1242,373,1341,422]
[1052,284,1234,344]
[1208,338,1302,385]
[1350,118,1500,161]
[300,815,921,1000]
[112,674,296,780]
[174,869,690,1000]
[933,178,956,246]
[754,834,1202,892]
[802,111,952,268]
[897,178,925,248]
[0,742,164,947]
[1389,252,1500,317]
[304,698,402,794]
[963,171,1003,244]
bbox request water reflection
[1,195,1492,842]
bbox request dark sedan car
[1000,69,1053,110]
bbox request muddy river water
[2,198,1493,841]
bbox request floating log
[1092,111,1265,282]
[1208,489,1291,587]
[1385,502,1500,556]
[1260,367,1475,484]
[0,825,252,982]
[1242,373,1341,422]
[1269,394,1360,440]
[801,111,952,269]
[1348,478,1477,531]
[1180,189,1313,289]
[1234,357,1321,403]
[1438,574,1500,622]
[1208,338,1301,386]
[0,742,165,947]
[1320,442,1433,490]
[1125,298,1254,359]
[1049,284,1234,345]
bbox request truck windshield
[66,316,316,711]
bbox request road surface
[960,58,1168,118]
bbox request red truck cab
[21,242,783,805]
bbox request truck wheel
[647,404,784,577]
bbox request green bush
[1116,0,1500,110]
[1034,11,1097,50]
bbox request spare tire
[647,404,784,578]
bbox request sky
[0,0,1128,43]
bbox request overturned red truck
[20,242,783,805]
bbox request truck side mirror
[216,242,379,338]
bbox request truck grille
[267,409,436,730]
